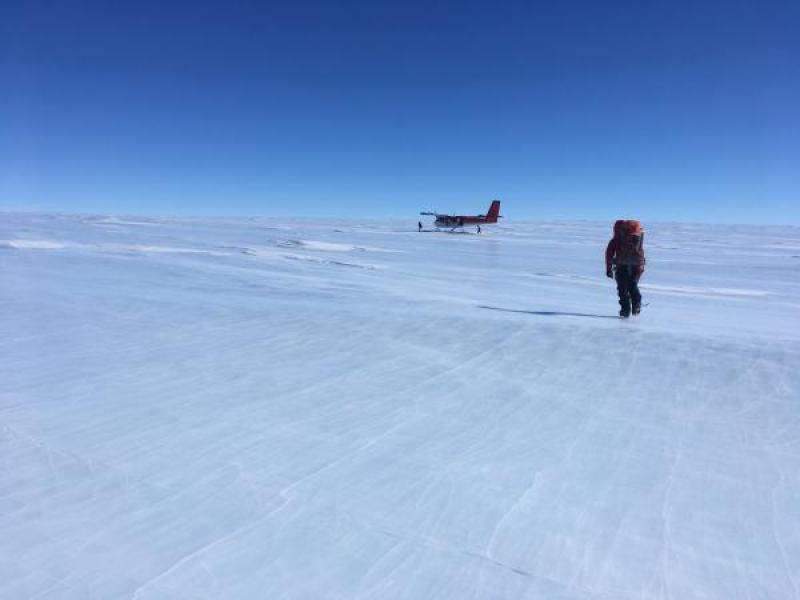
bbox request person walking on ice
[606,220,645,318]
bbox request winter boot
[632,303,641,316]
[619,297,631,318]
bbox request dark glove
[606,268,613,279]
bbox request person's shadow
[478,305,618,320]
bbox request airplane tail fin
[486,200,501,223]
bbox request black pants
[615,265,642,313]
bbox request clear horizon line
[1,209,798,229]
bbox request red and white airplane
[420,200,502,232]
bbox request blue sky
[1,0,798,222]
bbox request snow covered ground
[1,212,799,600]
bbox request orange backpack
[613,220,645,265]
[613,219,641,237]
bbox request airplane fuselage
[434,215,490,228]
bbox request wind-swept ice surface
[2,213,799,600]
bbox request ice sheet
[1,213,799,599]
